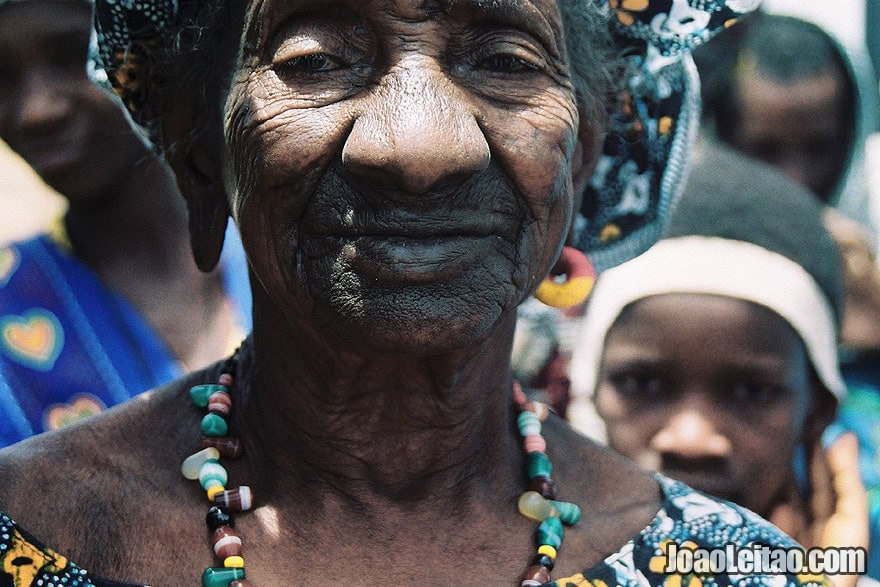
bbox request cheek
[595,386,656,458]
[225,86,354,290]
[478,93,578,276]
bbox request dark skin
[0,0,662,584]
[0,0,236,370]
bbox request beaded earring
[533,246,596,309]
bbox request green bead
[202,567,245,587]
[548,499,582,525]
[517,411,541,436]
[190,384,227,408]
[527,452,552,479]
[537,516,564,549]
[201,413,229,437]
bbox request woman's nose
[649,410,733,459]
[342,59,490,195]
[16,72,73,131]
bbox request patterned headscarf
[90,0,761,270]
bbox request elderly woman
[0,1,829,586]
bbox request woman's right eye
[276,52,341,74]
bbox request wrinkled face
[223,0,581,352]
[594,293,814,517]
[0,1,148,203]
[731,70,847,203]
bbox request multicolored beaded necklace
[181,351,582,587]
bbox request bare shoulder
[543,415,663,564]
[0,369,212,568]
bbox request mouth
[332,233,503,283]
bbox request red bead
[200,436,243,459]
[219,373,234,386]
[208,391,232,416]
[528,476,558,500]
[212,526,243,559]
[229,581,253,587]
[520,563,551,586]
[513,381,527,407]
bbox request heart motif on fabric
[0,246,19,288]
[44,393,106,431]
[0,309,64,371]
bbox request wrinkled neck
[234,290,525,510]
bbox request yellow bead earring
[533,246,596,308]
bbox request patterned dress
[0,226,251,447]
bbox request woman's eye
[277,52,340,74]
[478,53,539,74]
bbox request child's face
[594,293,816,518]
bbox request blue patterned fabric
[0,476,828,586]
[0,227,251,447]
[553,476,831,586]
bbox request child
[568,143,871,582]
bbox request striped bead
[536,517,564,549]
[548,499,582,525]
[517,411,541,436]
[191,384,228,408]
[200,436,243,459]
[213,486,253,512]
[199,459,228,491]
[520,563,551,586]
[218,373,234,386]
[207,391,232,416]
[212,526,243,559]
[522,434,546,454]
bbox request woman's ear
[162,108,230,273]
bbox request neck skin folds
[237,285,526,514]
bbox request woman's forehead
[250,0,565,27]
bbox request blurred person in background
[0,0,251,446]
[568,144,873,584]
[693,10,880,364]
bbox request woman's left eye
[477,53,539,74]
